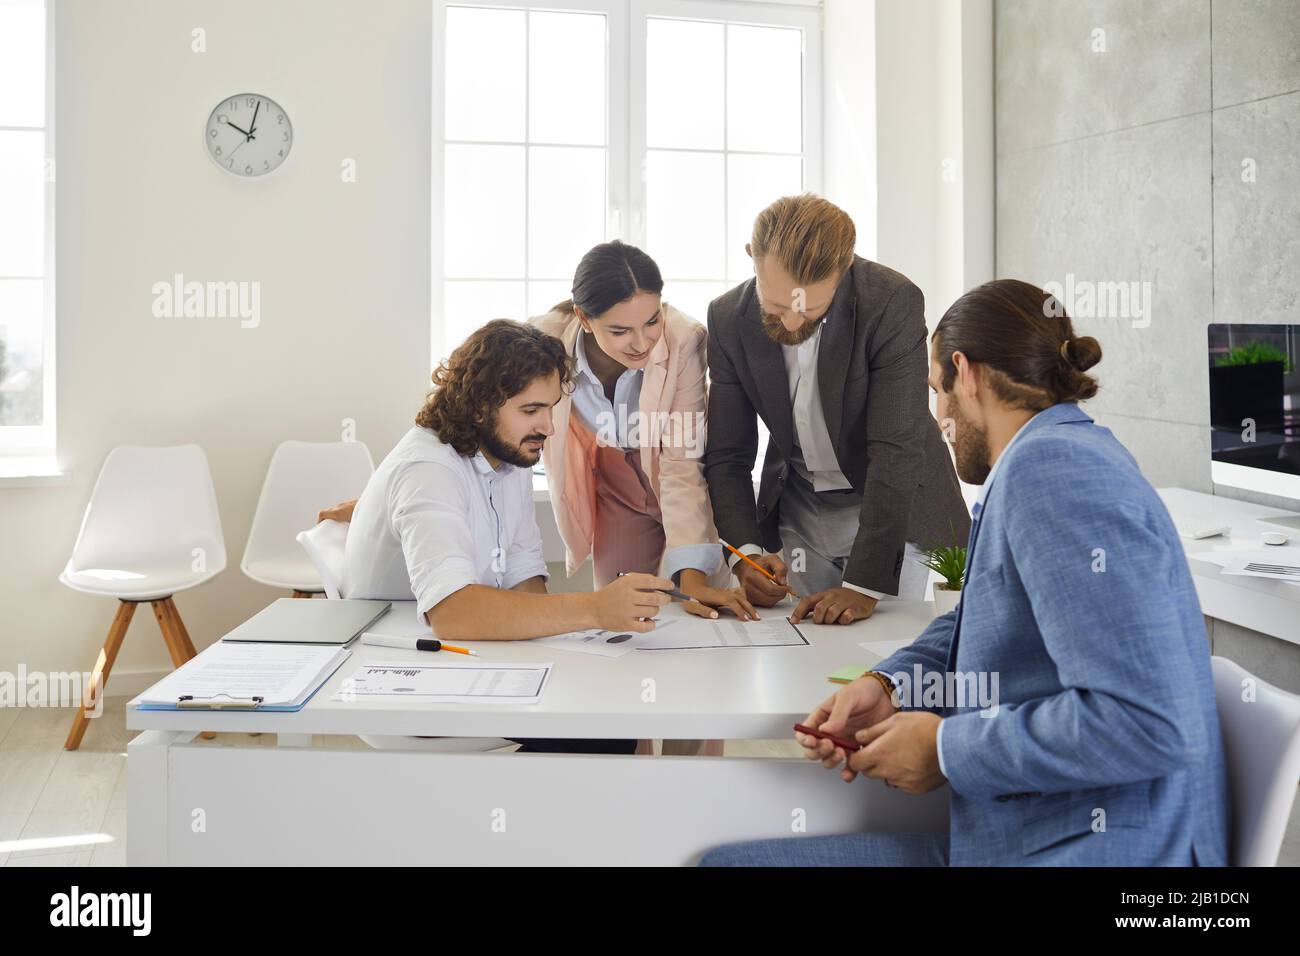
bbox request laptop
[221,598,393,645]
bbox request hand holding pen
[720,540,800,607]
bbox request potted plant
[1210,341,1290,433]
[920,541,966,616]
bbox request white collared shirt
[341,426,548,620]
[781,321,853,493]
[569,331,643,450]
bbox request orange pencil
[438,643,476,656]
[720,540,799,599]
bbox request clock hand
[248,100,261,139]
[225,119,253,138]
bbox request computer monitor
[1208,323,1300,531]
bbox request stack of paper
[136,643,351,711]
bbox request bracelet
[865,670,898,702]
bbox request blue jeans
[700,831,949,867]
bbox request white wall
[0,0,433,689]
[825,0,994,326]
[2,0,995,691]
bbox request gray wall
[995,0,1300,501]
[994,0,1300,693]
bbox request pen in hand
[719,541,800,601]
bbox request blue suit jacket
[876,403,1229,865]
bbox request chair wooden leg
[291,590,315,599]
[160,596,197,659]
[65,600,136,751]
[151,600,190,668]
[152,599,216,740]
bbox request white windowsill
[0,456,69,487]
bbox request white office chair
[295,519,349,600]
[242,441,374,597]
[296,514,512,754]
[61,444,227,750]
[1212,655,1300,866]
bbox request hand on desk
[679,580,760,622]
[789,587,877,625]
[796,675,946,793]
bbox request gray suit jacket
[703,256,970,594]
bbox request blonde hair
[750,194,856,284]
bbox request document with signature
[333,660,552,704]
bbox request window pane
[726,153,803,281]
[527,281,572,320]
[646,150,724,280]
[0,0,44,128]
[646,18,723,150]
[529,12,605,146]
[445,6,525,142]
[442,281,526,360]
[0,131,44,276]
[444,144,524,278]
[529,146,606,281]
[727,25,803,153]
[662,281,727,325]
[0,279,43,427]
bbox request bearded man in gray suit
[704,194,970,625]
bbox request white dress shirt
[781,320,852,493]
[341,426,548,620]
[570,331,720,582]
[570,331,643,450]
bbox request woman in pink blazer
[530,241,755,627]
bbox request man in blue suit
[702,279,1229,866]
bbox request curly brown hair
[416,319,574,456]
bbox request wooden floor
[1,697,1296,866]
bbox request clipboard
[135,648,350,712]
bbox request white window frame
[0,0,57,474]
[431,0,822,359]
[627,0,822,271]
[431,0,629,370]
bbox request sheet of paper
[139,643,349,707]
[636,615,809,650]
[334,660,552,704]
[534,619,680,657]
[1218,548,1300,582]
[857,638,914,660]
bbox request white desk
[125,600,950,865]
[1159,488,1300,647]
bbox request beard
[761,310,822,347]
[479,413,546,468]
[947,399,992,485]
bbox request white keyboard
[1173,517,1231,540]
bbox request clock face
[204,93,292,177]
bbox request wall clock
[204,93,292,177]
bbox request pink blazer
[530,304,719,577]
